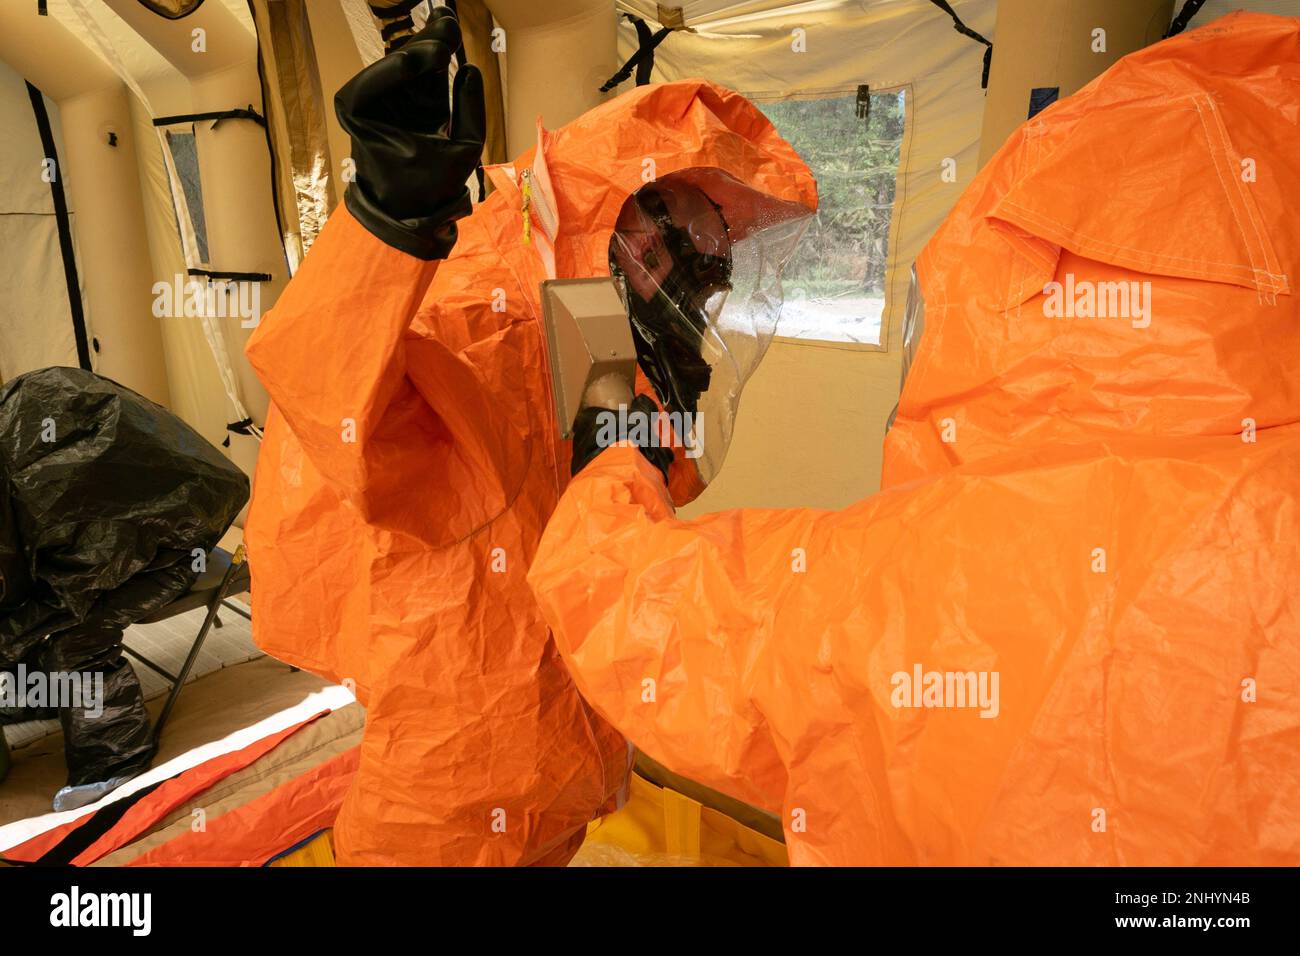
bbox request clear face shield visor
[609,169,811,486]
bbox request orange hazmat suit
[528,12,1300,865]
[244,80,816,864]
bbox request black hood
[0,367,249,663]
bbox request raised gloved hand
[571,393,673,483]
[334,9,486,260]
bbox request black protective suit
[0,367,249,808]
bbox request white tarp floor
[0,656,356,853]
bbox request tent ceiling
[43,0,254,99]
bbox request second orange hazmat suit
[528,12,1300,865]
[244,81,816,864]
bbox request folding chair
[123,545,251,744]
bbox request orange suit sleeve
[529,432,1300,865]
[527,445,828,814]
[245,207,441,523]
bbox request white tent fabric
[0,61,85,382]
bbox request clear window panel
[165,129,210,266]
[756,89,906,345]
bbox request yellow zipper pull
[520,169,533,245]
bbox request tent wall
[0,0,277,466]
[1201,0,1300,17]
[489,0,619,157]
[0,3,169,407]
[129,72,236,457]
[102,0,280,443]
[0,64,83,384]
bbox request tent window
[756,89,906,346]
[165,130,210,265]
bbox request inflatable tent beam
[301,0,377,212]
[0,5,169,406]
[978,0,1175,167]
[486,0,618,157]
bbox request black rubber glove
[334,9,486,260]
[571,393,673,484]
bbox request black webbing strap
[370,0,427,14]
[224,418,256,447]
[26,81,93,371]
[600,14,672,93]
[1165,0,1208,38]
[153,107,267,129]
[37,0,48,15]
[0,780,165,868]
[187,268,273,283]
[927,0,993,89]
[371,0,428,51]
[36,781,166,866]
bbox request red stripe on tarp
[128,746,358,866]
[4,711,330,865]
